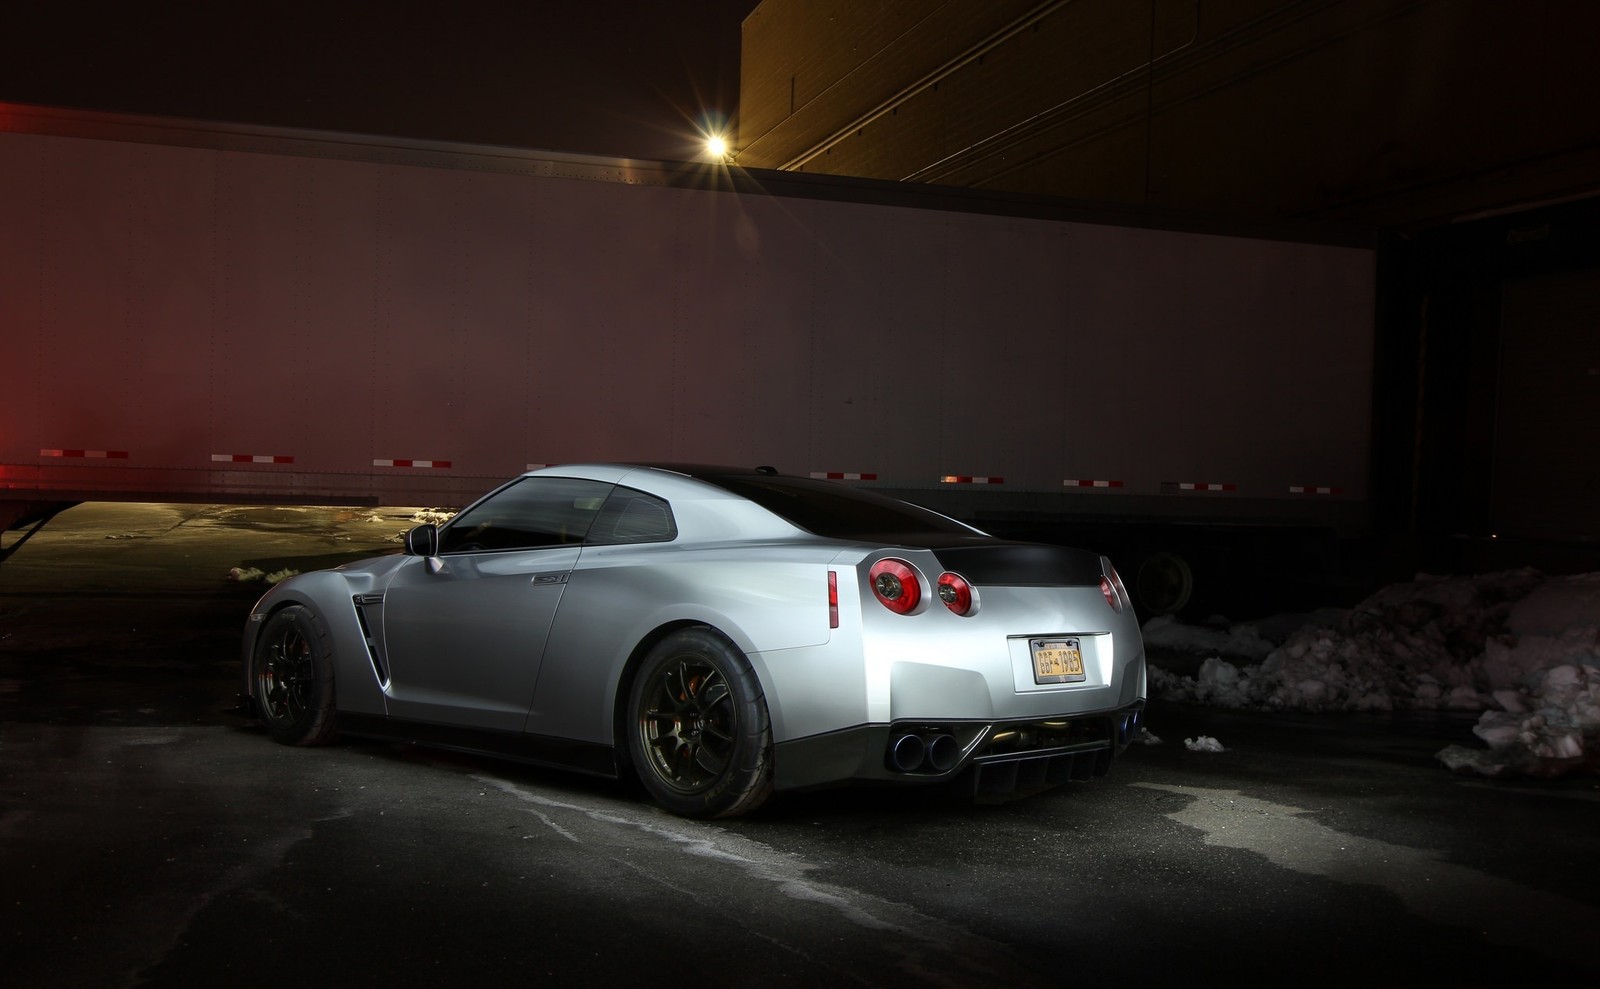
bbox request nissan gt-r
[241,464,1146,817]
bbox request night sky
[0,0,761,161]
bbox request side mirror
[403,524,439,557]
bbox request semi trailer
[0,102,1375,614]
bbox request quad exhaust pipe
[887,732,962,773]
[926,733,960,772]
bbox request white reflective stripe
[40,448,129,459]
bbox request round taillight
[1100,567,1129,614]
[869,559,921,614]
[937,572,974,616]
[1100,576,1118,611]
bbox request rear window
[703,475,974,540]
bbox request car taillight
[869,559,921,614]
[1099,576,1118,611]
[1100,560,1130,613]
[828,570,839,628]
[937,571,974,616]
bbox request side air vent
[351,594,389,685]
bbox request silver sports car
[242,465,1146,817]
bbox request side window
[587,487,677,545]
[439,477,615,553]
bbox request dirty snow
[227,566,301,585]
[410,509,456,525]
[384,509,459,543]
[1147,570,1600,778]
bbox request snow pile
[227,566,301,585]
[1148,570,1600,778]
[1141,613,1279,662]
[1184,735,1227,753]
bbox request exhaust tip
[888,733,926,772]
[926,734,960,772]
[1116,709,1142,744]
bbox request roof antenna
[754,465,778,475]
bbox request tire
[252,604,339,746]
[1134,550,1195,617]
[626,628,772,818]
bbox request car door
[380,476,615,732]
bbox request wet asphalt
[2,504,1598,987]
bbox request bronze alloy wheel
[627,628,772,818]
[637,655,737,793]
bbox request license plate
[1031,637,1085,684]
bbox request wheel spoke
[693,742,728,776]
[696,673,729,710]
[669,742,696,781]
[672,660,695,701]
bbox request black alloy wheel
[627,628,772,818]
[253,605,339,746]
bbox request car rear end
[764,538,1147,795]
[677,468,1145,796]
[829,539,1144,794]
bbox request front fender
[240,569,391,718]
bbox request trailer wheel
[1135,551,1195,616]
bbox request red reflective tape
[1289,485,1343,495]
[810,471,879,481]
[212,454,295,464]
[1177,482,1237,492]
[40,448,129,459]
[374,459,452,469]
[1063,479,1125,488]
[940,475,1004,484]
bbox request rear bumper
[772,701,1144,793]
